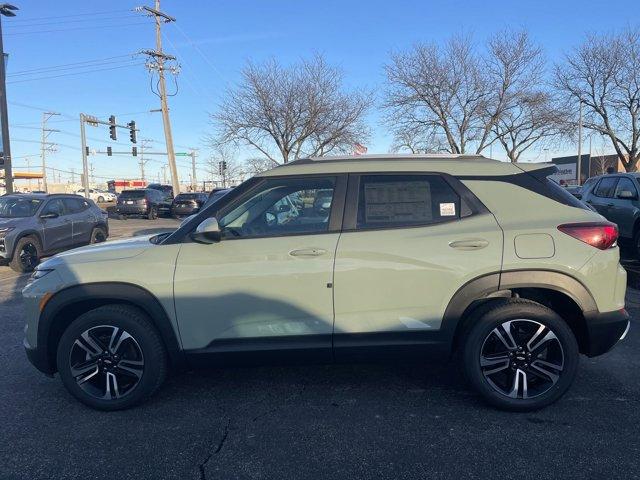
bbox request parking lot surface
[0,217,639,479]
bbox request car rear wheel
[462,299,579,411]
[90,226,107,244]
[9,235,42,273]
[56,305,167,411]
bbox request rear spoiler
[513,162,558,180]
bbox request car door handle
[449,239,489,250]
[289,248,327,257]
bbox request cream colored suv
[23,155,629,411]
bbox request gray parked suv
[579,173,640,256]
[0,193,108,272]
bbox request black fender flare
[37,282,185,373]
[441,269,598,347]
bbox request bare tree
[211,54,371,164]
[493,91,568,162]
[243,157,274,176]
[555,28,640,172]
[384,29,544,155]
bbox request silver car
[0,193,108,272]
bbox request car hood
[0,217,27,230]
[39,234,156,268]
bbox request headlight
[31,268,53,280]
[0,227,14,237]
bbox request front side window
[594,177,618,198]
[218,177,336,238]
[42,199,66,216]
[356,175,461,229]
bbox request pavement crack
[199,418,230,480]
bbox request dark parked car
[171,192,209,217]
[147,183,174,216]
[579,173,640,255]
[0,193,108,272]
[116,189,165,219]
[205,188,232,207]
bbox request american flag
[354,143,368,155]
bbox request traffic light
[128,121,137,143]
[218,161,227,175]
[109,115,117,141]
[85,146,90,156]
[107,146,112,156]
[132,146,137,157]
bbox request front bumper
[583,308,630,357]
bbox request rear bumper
[116,205,149,215]
[583,308,630,357]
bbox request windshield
[0,197,43,218]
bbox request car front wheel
[462,299,579,411]
[56,305,167,410]
[9,235,42,273]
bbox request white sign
[549,163,576,184]
[439,203,456,216]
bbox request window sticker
[364,181,432,223]
[439,202,456,216]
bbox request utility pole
[0,4,17,194]
[41,112,60,193]
[89,162,95,185]
[161,164,167,184]
[577,100,583,185]
[190,149,197,191]
[79,113,90,197]
[139,138,152,183]
[139,1,180,194]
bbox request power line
[8,54,139,77]
[4,21,150,36]
[8,9,134,23]
[5,14,140,28]
[7,62,145,84]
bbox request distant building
[551,154,625,185]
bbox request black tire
[90,226,107,244]
[461,299,579,412]
[56,305,167,411]
[9,235,42,273]
[147,206,157,220]
[97,196,105,203]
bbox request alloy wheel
[19,243,38,270]
[69,325,144,400]
[480,319,564,399]
[93,230,106,243]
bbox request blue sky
[4,0,635,184]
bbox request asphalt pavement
[0,217,638,479]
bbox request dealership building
[551,154,623,185]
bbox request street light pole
[0,3,17,194]
[577,100,583,185]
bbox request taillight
[557,222,618,250]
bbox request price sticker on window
[439,202,456,216]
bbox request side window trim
[342,172,487,231]
[204,174,347,241]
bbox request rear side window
[356,175,462,229]
[63,197,89,213]
[594,177,618,198]
[614,177,637,197]
[543,178,592,210]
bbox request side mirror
[618,190,637,200]
[191,217,221,244]
[40,212,59,219]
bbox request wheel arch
[38,282,185,373]
[445,270,597,355]
[9,229,43,258]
